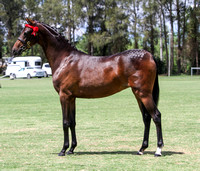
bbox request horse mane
[39,22,77,50]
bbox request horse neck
[37,23,72,74]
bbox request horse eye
[24,32,28,37]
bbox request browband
[25,24,39,36]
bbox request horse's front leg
[58,92,71,156]
[67,98,77,155]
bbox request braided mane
[39,22,78,49]
[38,21,80,52]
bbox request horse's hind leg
[135,97,151,155]
[133,89,164,156]
[140,95,164,156]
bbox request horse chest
[52,67,79,94]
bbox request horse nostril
[12,49,17,56]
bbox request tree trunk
[7,17,14,56]
[159,8,163,61]
[67,0,71,43]
[87,1,94,55]
[160,0,168,74]
[0,48,2,59]
[169,1,174,74]
[196,40,199,74]
[101,14,107,56]
[88,15,94,55]
[181,0,187,72]
[176,0,181,74]
[133,0,139,49]
[72,23,75,46]
[194,0,199,74]
[150,17,154,56]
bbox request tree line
[0,0,199,75]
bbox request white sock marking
[155,147,162,156]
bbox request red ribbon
[25,24,39,36]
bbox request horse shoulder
[52,55,80,94]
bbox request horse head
[12,18,39,56]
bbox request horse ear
[25,18,34,25]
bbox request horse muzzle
[12,47,23,56]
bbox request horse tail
[153,58,159,106]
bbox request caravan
[5,56,42,76]
[11,56,42,68]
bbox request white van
[42,63,52,76]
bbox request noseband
[17,24,39,52]
[17,37,32,51]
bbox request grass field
[0,76,200,170]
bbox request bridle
[17,24,39,52]
[17,37,32,51]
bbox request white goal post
[191,67,200,76]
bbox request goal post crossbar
[191,67,200,76]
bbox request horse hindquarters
[130,60,164,156]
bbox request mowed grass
[0,76,200,170]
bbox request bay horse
[12,18,164,156]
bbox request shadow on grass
[74,151,184,156]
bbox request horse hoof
[67,151,74,155]
[137,151,143,155]
[58,152,65,156]
[154,153,162,157]
[155,147,162,157]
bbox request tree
[128,0,141,49]
[24,0,43,56]
[159,4,163,61]
[176,0,181,73]
[0,2,6,59]
[79,0,99,55]
[167,0,175,74]
[25,0,42,20]
[180,0,187,72]
[142,0,159,56]
[103,0,130,54]
[186,1,200,73]
[67,0,72,43]
[0,0,25,56]
[175,0,187,74]
[156,0,169,64]
[42,0,63,27]
[0,0,199,75]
